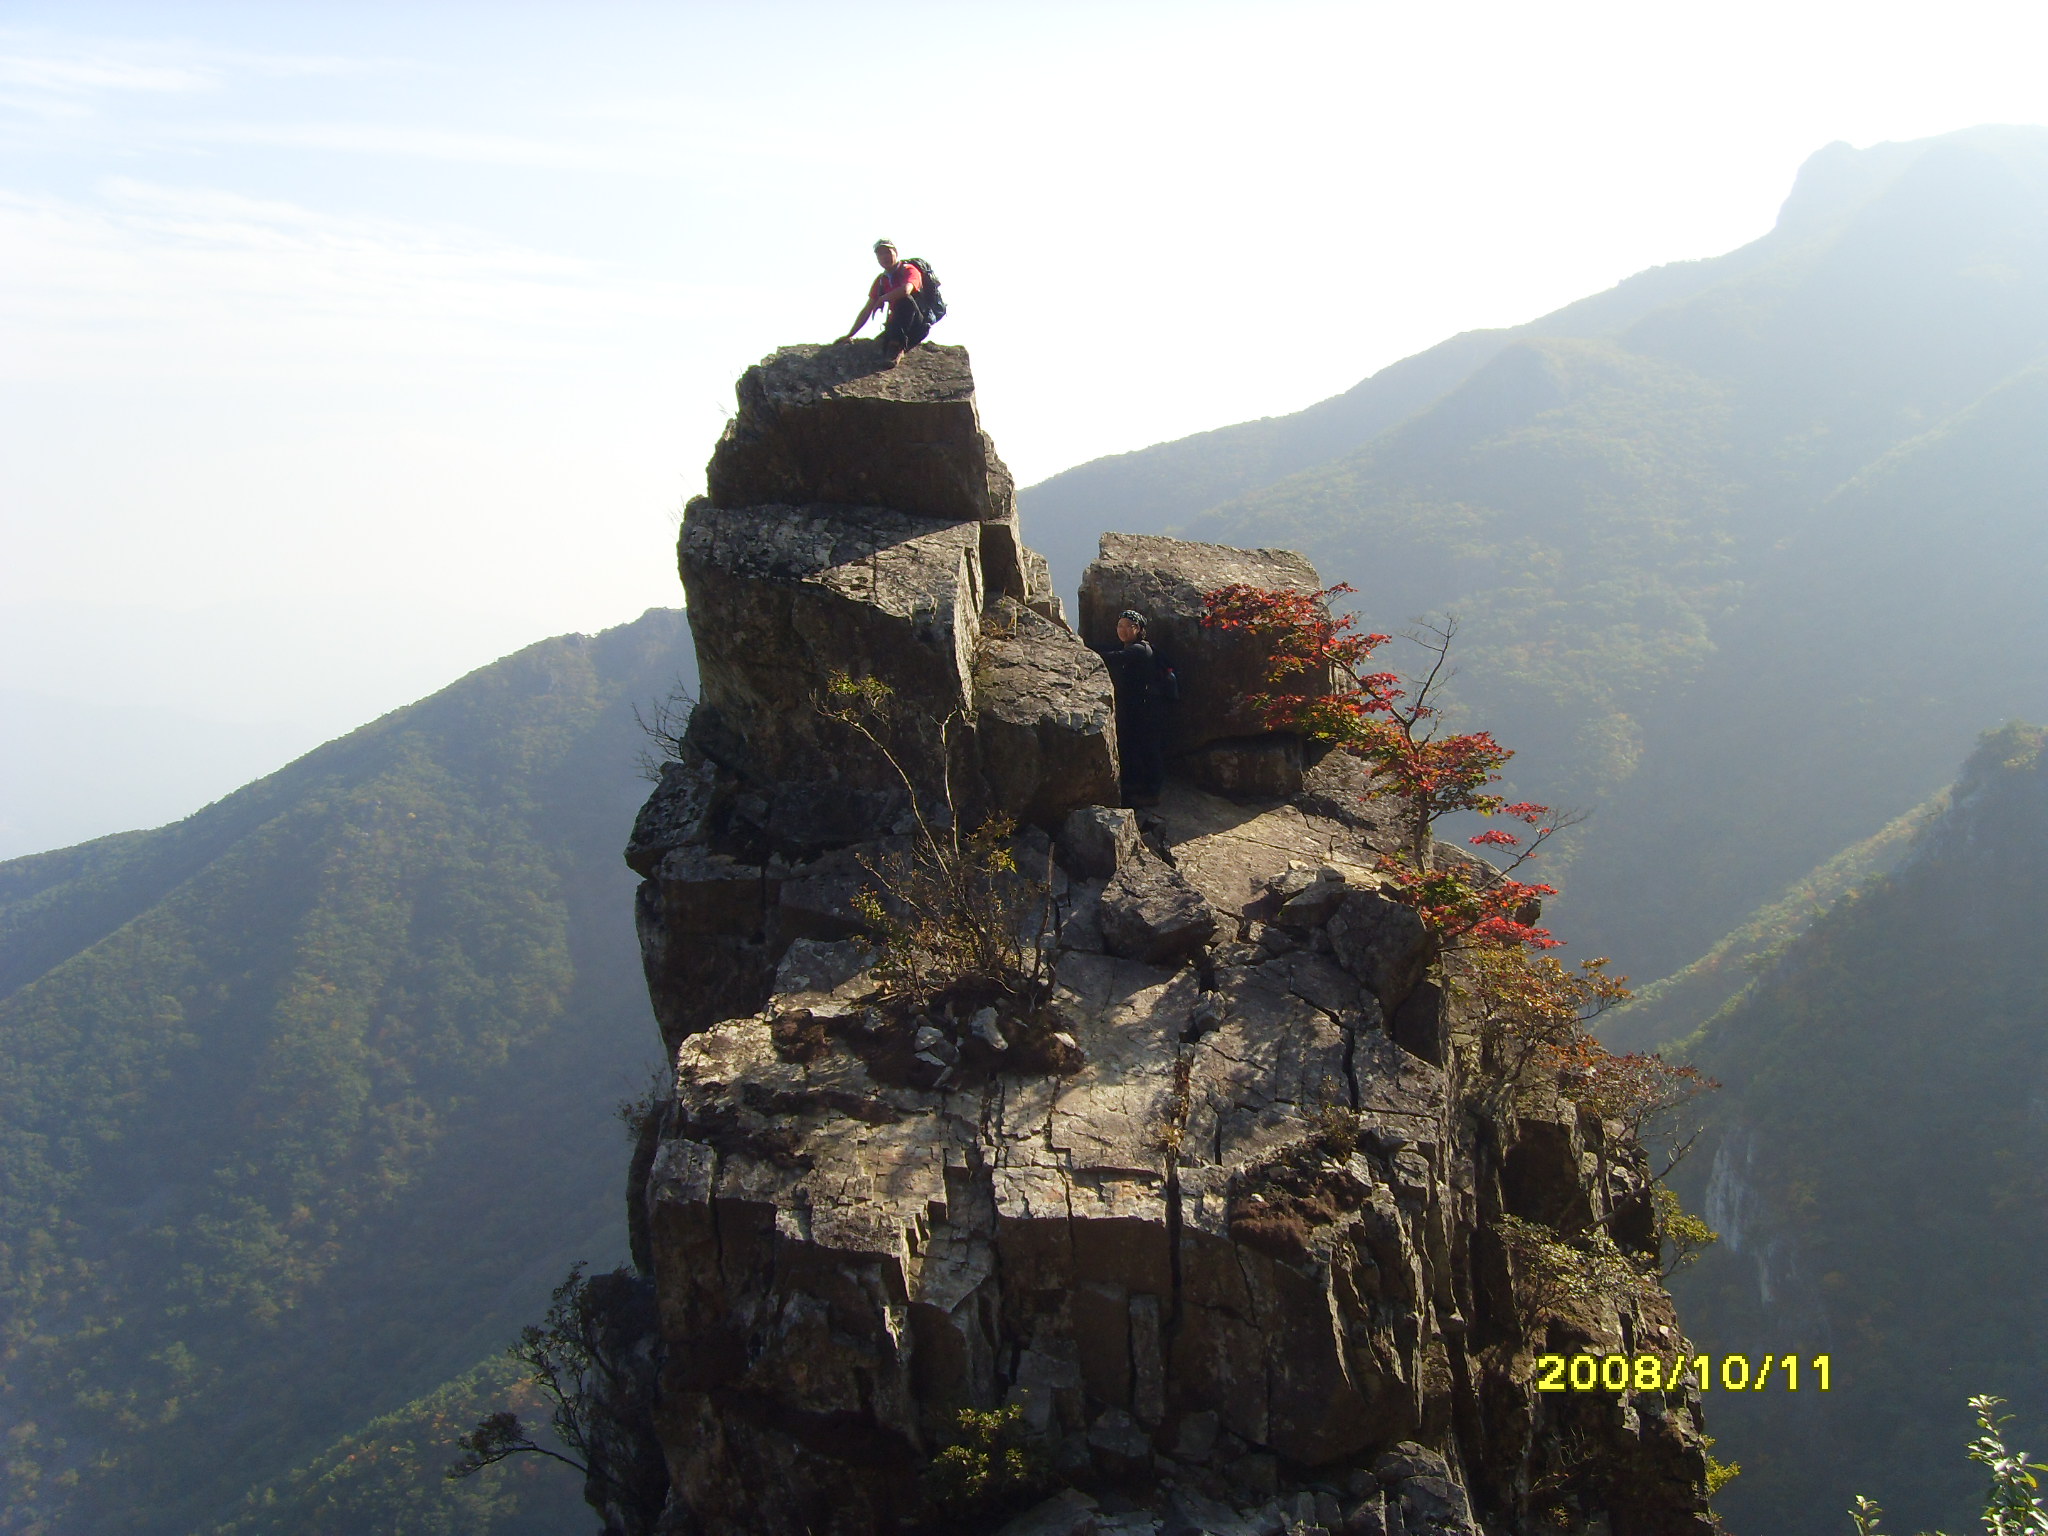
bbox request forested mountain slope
[1594,787,1943,1058]
[1662,723,2048,1536]
[1022,126,2048,978]
[0,608,695,1535]
[1016,189,1796,604]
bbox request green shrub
[819,673,1053,1009]
[923,1405,1051,1520]
[1853,1396,2048,1535]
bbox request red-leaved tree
[1202,580,1720,1251]
[1203,585,1568,952]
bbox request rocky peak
[710,342,1014,521]
[1899,721,2048,883]
[621,345,1715,1536]
[707,341,1035,605]
[633,343,1109,1047]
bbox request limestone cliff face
[625,342,1714,1536]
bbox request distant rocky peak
[1774,125,2048,240]
[1900,720,2048,880]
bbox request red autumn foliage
[1371,861,1561,952]
[1209,583,1722,1242]
[1202,583,1569,953]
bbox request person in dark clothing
[836,239,930,362]
[1099,608,1167,806]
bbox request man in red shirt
[836,239,929,362]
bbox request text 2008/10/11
[1535,1353,1834,1393]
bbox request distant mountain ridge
[0,691,314,865]
[1020,125,2048,978]
[12,123,2048,1536]
[1663,723,2048,1536]
[1595,788,1944,1059]
[1015,142,1820,602]
[0,608,695,1535]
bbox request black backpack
[907,258,946,324]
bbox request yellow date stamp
[1535,1353,1833,1393]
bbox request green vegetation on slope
[1597,789,1946,1057]
[0,609,693,1536]
[1199,334,1747,800]
[1017,326,1516,599]
[214,1356,588,1536]
[1664,724,2048,1536]
[1024,126,2048,982]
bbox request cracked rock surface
[628,346,1714,1536]
[641,778,1714,1536]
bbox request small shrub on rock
[818,672,1055,1012]
[924,1404,1052,1522]
[849,816,1046,1006]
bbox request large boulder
[1328,887,1434,1015]
[1055,805,1142,881]
[972,598,1119,828]
[625,749,720,878]
[1078,533,1328,757]
[1098,848,1217,965]
[707,342,1016,528]
[679,499,981,828]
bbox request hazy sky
[6,0,2048,856]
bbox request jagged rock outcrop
[629,346,1116,1050]
[625,344,1715,1536]
[707,340,1035,604]
[974,598,1119,828]
[1097,846,1217,964]
[679,500,984,833]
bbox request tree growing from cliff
[1202,589,1567,952]
[1458,947,1714,1269]
[631,675,698,783]
[1204,582,1716,1275]
[1459,949,1633,1117]
[448,1263,668,1535]
[1549,1034,1714,1172]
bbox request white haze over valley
[5,0,2048,858]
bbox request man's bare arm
[837,295,884,343]
[838,271,919,341]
